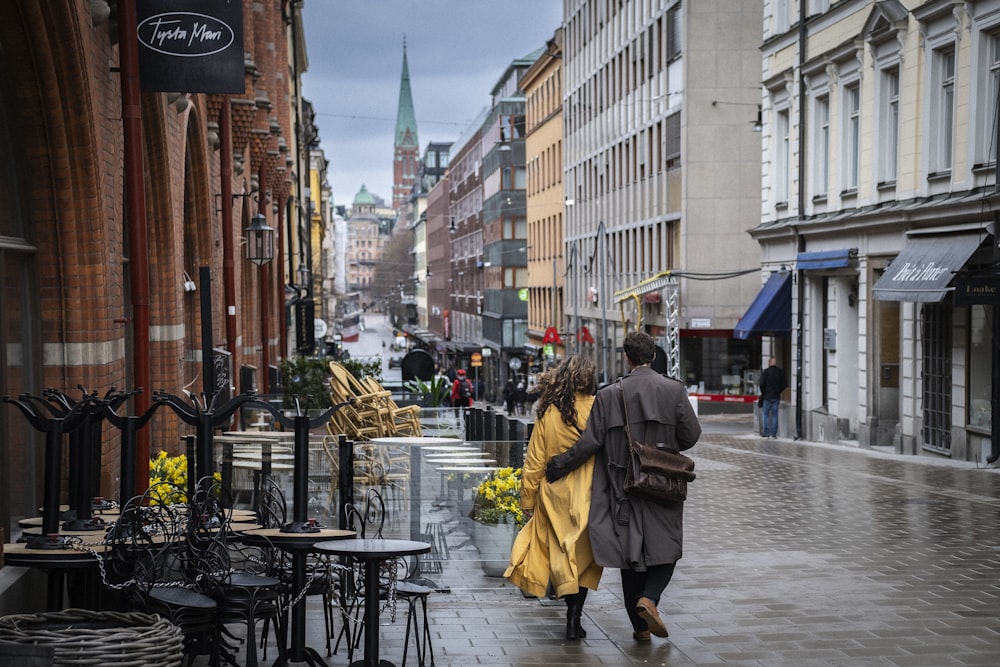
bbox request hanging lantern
[245,213,274,266]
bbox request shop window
[921,303,952,453]
[968,305,992,430]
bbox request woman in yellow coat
[504,355,602,639]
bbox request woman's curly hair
[533,355,597,428]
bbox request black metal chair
[256,476,340,657]
[334,488,436,665]
[189,477,285,667]
[103,488,220,667]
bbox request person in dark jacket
[546,331,701,642]
[758,357,787,438]
[502,379,516,414]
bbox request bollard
[484,406,496,443]
[495,413,508,442]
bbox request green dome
[353,184,376,206]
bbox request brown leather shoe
[635,597,668,637]
[632,630,651,641]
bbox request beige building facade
[564,0,764,392]
[755,0,999,461]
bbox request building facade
[444,111,490,377]
[480,50,540,398]
[755,0,999,462]
[523,28,567,366]
[564,0,764,392]
[0,1,303,535]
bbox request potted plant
[148,451,189,505]
[469,467,524,576]
[278,356,332,411]
[403,376,450,408]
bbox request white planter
[472,520,516,577]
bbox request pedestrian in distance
[505,355,602,640]
[758,357,787,439]
[514,380,527,415]
[451,368,474,409]
[545,331,701,642]
[502,379,516,414]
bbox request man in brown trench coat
[546,331,701,641]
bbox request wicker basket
[0,608,183,667]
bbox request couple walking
[504,332,702,641]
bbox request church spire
[393,37,419,210]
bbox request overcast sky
[300,1,563,209]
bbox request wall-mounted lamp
[183,271,197,292]
[751,105,762,132]
[565,198,576,206]
[449,216,457,234]
[245,213,275,266]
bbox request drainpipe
[987,45,1000,463]
[220,99,238,374]
[991,212,999,462]
[794,2,808,441]
[118,0,151,493]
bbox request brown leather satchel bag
[618,380,696,503]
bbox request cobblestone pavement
[213,415,1000,666]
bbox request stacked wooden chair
[326,362,422,440]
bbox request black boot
[564,589,588,640]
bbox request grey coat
[547,366,701,571]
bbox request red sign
[542,326,562,344]
[577,326,594,345]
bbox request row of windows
[566,0,680,69]
[526,140,562,196]
[567,111,679,203]
[527,212,563,262]
[771,20,1000,210]
[526,68,563,131]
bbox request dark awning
[796,248,857,270]
[872,233,985,302]
[733,272,792,340]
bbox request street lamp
[245,212,275,266]
[245,211,275,393]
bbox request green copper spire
[395,39,418,149]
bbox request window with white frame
[813,94,830,197]
[931,46,956,174]
[978,30,1000,167]
[843,83,860,191]
[775,0,790,33]
[880,66,900,184]
[776,107,790,204]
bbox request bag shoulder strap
[617,379,635,446]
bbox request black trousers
[620,563,676,631]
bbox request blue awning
[733,272,792,340]
[796,248,857,270]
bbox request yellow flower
[470,467,524,527]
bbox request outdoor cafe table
[2,540,109,611]
[239,527,354,666]
[312,538,431,667]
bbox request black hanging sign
[954,273,1000,305]
[137,0,245,94]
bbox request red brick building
[0,2,300,532]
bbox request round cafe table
[3,540,109,611]
[313,538,431,667]
[239,527,354,666]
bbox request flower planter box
[472,520,516,577]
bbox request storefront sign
[137,1,245,93]
[955,274,1000,305]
